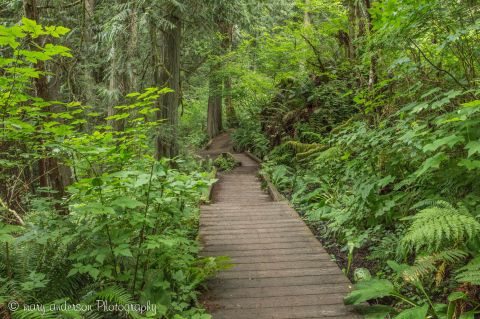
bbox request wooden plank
[204,284,353,299]
[202,241,322,253]
[200,219,303,227]
[227,253,334,264]
[201,235,318,245]
[210,294,347,309]
[201,248,329,258]
[225,260,339,272]
[211,304,357,319]
[202,204,287,209]
[200,214,292,221]
[200,225,311,236]
[201,222,307,231]
[207,274,352,289]
[216,267,342,280]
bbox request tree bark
[107,43,126,132]
[347,0,356,60]
[364,0,377,91]
[222,23,237,128]
[156,13,181,158]
[303,0,311,27]
[24,0,67,199]
[83,0,96,104]
[207,67,223,138]
[127,6,138,92]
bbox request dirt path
[200,134,361,319]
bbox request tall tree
[206,59,223,138]
[23,0,68,198]
[222,22,238,128]
[156,8,182,158]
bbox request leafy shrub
[213,153,240,171]
[231,126,270,159]
[0,21,223,319]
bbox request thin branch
[409,39,468,92]
[300,33,325,72]
[0,197,25,226]
[38,0,81,10]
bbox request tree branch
[410,39,468,92]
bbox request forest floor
[198,134,361,319]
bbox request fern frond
[456,256,480,285]
[410,199,450,211]
[12,310,58,319]
[277,140,326,161]
[402,201,480,253]
[401,249,467,282]
[313,146,341,162]
[300,131,323,143]
[283,140,320,154]
[95,285,135,306]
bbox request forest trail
[199,134,360,319]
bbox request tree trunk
[156,13,181,159]
[224,76,237,128]
[347,0,356,60]
[303,0,311,27]
[24,0,67,199]
[127,7,138,92]
[107,43,125,131]
[364,0,377,91]
[83,0,96,104]
[207,67,223,138]
[221,23,237,128]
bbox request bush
[213,153,241,171]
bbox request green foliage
[0,21,220,319]
[402,201,480,253]
[231,125,270,159]
[213,153,240,171]
[228,0,480,317]
[344,278,396,305]
[456,256,480,286]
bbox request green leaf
[458,159,480,170]
[344,279,396,305]
[111,197,145,209]
[21,17,44,38]
[465,140,480,157]
[394,304,428,319]
[19,49,51,63]
[353,304,395,319]
[91,177,103,187]
[447,291,467,302]
[113,244,133,257]
[459,311,476,319]
[44,44,73,58]
[414,153,447,177]
[126,92,140,98]
[45,25,70,37]
[67,268,79,277]
[461,100,480,108]
[423,135,464,152]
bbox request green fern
[402,200,480,253]
[94,285,135,305]
[455,256,480,285]
[274,140,326,161]
[313,146,341,162]
[400,249,467,283]
[299,131,323,143]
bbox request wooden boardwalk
[200,134,360,319]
